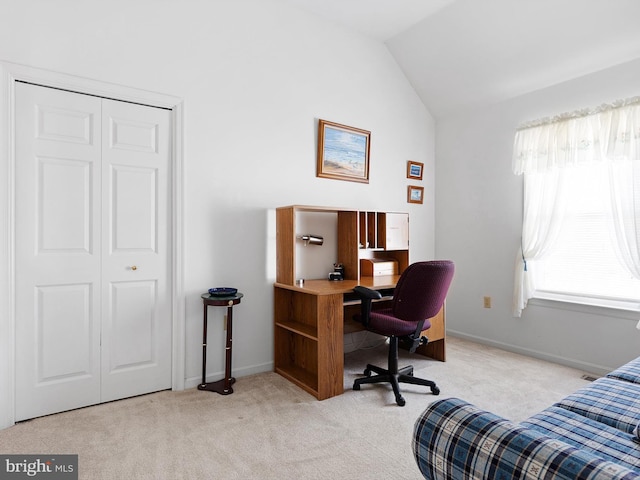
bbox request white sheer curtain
[603,102,640,293]
[512,97,640,317]
[607,161,640,279]
[512,169,566,317]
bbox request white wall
[0,0,436,425]
[436,58,640,376]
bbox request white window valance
[513,97,640,175]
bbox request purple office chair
[352,260,455,406]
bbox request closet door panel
[14,82,102,421]
[100,99,172,402]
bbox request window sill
[531,291,640,319]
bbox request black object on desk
[199,291,243,395]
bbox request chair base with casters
[350,261,454,407]
[352,335,440,407]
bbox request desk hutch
[273,205,445,400]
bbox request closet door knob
[131,265,138,271]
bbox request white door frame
[0,61,185,429]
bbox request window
[533,163,640,304]
[512,98,640,317]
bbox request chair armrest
[352,286,383,328]
[353,286,383,300]
[413,398,640,480]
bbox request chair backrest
[392,261,455,324]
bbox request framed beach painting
[407,160,423,180]
[317,119,371,183]
[408,185,424,204]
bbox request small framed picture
[408,185,424,204]
[407,160,423,180]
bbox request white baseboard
[184,361,274,390]
[447,330,611,377]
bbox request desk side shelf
[275,319,317,340]
[273,285,344,400]
[275,364,318,395]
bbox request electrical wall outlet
[483,296,492,308]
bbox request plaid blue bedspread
[607,357,640,385]
[413,397,640,480]
[555,377,640,434]
[523,406,640,471]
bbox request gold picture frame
[317,119,370,184]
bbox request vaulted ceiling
[284,0,640,118]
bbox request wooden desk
[273,277,445,401]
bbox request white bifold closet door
[14,82,172,421]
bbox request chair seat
[360,308,429,337]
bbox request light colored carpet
[0,337,593,479]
